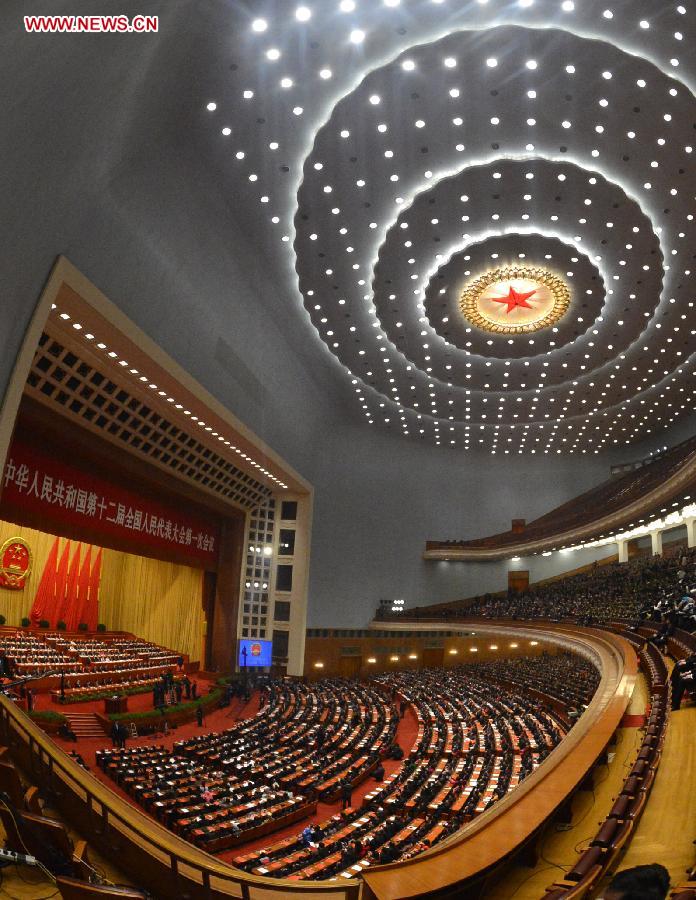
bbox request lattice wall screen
[25,332,272,511]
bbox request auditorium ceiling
[204,1,694,454]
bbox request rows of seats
[50,665,183,702]
[542,630,669,898]
[463,652,600,711]
[234,660,583,880]
[426,434,696,551]
[0,630,184,692]
[98,680,397,851]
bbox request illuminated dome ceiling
[207,0,695,455]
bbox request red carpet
[40,684,419,863]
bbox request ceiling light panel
[205,3,696,452]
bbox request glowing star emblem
[0,537,32,591]
[459,266,570,335]
[491,285,537,314]
[250,643,262,657]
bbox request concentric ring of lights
[459,266,570,335]
[207,3,696,452]
[422,232,605,362]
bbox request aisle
[603,702,696,889]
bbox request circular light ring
[363,158,662,391]
[422,232,605,361]
[225,13,696,449]
[459,266,571,335]
[290,26,692,430]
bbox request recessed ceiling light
[319,68,332,79]
[265,48,280,60]
[295,5,311,21]
[251,18,267,32]
[349,28,365,43]
[206,101,216,111]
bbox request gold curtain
[0,518,204,662]
[99,551,204,661]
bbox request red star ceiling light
[491,285,537,314]
[459,266,570,335]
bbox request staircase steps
[65,713,105,739]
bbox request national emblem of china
[250,643,262,658]
[460,265,570,335]
[0,537,32,590]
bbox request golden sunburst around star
[459,266,571,335]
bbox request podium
[104,695,128,714]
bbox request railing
[0,697,360,900]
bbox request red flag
[86,547,103,631]
[58,544,81,629]
[72,545,92,631]
[52,540,71,627]
[29,537,59,625]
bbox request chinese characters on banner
[1,440,219,566]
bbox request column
[617,539,628,563]
[686,518,696,549]
[650,529,663,557]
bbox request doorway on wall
[508,570,529,593]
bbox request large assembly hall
[0,1,694,899]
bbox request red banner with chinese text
[1,440,219,566]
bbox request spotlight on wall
[367,657,377,663]
[530,640,539,646]
[408,653,418,660]
[390,655,400,662]
[489,645,498,650]
[448,649,458,655]
[314,661,324,668]
[469,647,478,652]
[509,643,518,648]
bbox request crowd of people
[425,547,696,629]
[96,654,596,874]
[230,654,593,879]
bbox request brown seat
[566,846,605,881]
[621,776,641,797]
[629,759,648,778]
[0,805,88,877]
[23,785,42,815]
[591,819,618,849]
[608,795,630,819]
[0,760,25,808]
